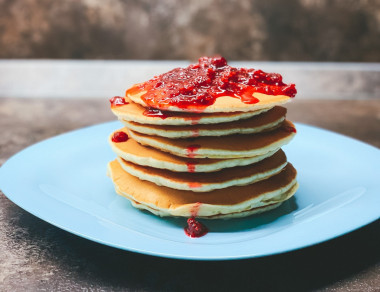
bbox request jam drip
[126,56,296,111]
[190,202,202,216]
[110,96,129,107]
[186,162,196,172]
[143,108,175,119]
[282,125,297,133]
[191,129,200,137]
[186,144,201,158]
[188,182,202,188]
[184,217,208,238]
[112,131,129,142]
[187,116,201,125]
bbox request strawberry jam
[112,131,129,142]
[186,144,201,158]
[190,202,202,216]
[186,162,196,172]
[282,125,297,133]
[126,56,296,111]
[110,96,128,107]
[191,129,200,137]
[186,116,201,125]
[143,108,175,119]
[188,182,202,188]
[184,217,208,238]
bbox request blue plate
[0,122,379,260]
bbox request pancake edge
[107,161,298,218]
[109,134,280,172]
[116,156,288,192]
[120,116,285,138]
[127,128,296,159]
[112,105,271,125]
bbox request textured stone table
[0,98,379,291]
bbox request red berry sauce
[188,116,202,125]
[186,162,196,172]
[186,144,201,158]
[126,56,296,111]
[143,108,175,119]
[282,125,297,133]
[109,96,129,107]
[191,129,200,137]
[190,202,202,216]
[188,182,202,189]
[112,131,129,142]
[184,217,208,238]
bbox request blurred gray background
[0,0,379,61]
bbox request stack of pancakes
[107,91,298,219]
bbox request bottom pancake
[126,192,296,219]
[107,160,298,218]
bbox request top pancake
[111,97,271,126]
[126,56,296,113]
[128,90,291,113]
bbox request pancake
[120,106,286,138]
[107,160,298,218]
[111,97,271,126]
[128,90,291,113]
[125,120,296,159]
[109,135,279,172]
[129,189,297,219]
[116,150,288,192]
[126,56,296,114]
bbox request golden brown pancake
[111,97,271,125]
[116,149,288,192]
[120,106,287,138]
[124,120,296,158]
[109,134,279,172]
[107,160,298,218]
